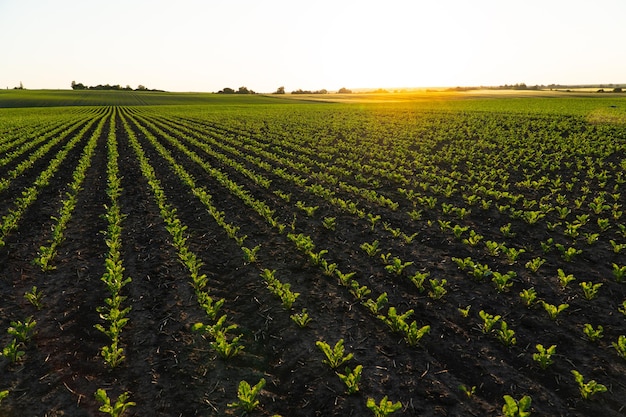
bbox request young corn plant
[502,395,532,417]
[228,378,265,413]
[571,370,607,400]
[336,364,363,394]
[94,389,135,417]
[316,339,353,369]
[366,396,402,417]
[533,344,556,370]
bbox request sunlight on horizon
[1,0,625,92]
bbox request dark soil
[0,106,625,417]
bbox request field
[1,90,625,416]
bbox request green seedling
[541,301,569,320]
[502,395,532,417]
[2,339,25,363]
[458,305,471,318]
[525,257,545,273]
[612,263,626,283]
[579,281,602,300]
[94,389,135,417]
[496,321,517,346]
[428,278,447,300]
[366,396,402,417]
[290,309,312,328]
[24,286,44,310]
[241,244,261,263]
[519,287,537,307]
[571,370,607,400]
[8,316,36,343]
[479,310,501,334]
[360,240,381,257]
[612,335,626,359]
[316,339,353,369]
[409,271,429,292]
[557,269,575,289]
[582,324,603,342]
[322,216,336,230]
[228,378,265,413]
[533,344,556,370]
[363,292,388,315]
[404,322,430,346]
[459,384,476,399]
[384,257,413,275]
[337,364,362,394]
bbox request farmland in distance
[0,90,625,416]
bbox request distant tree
[274,86,285,94]
[237,86,255,94]
[337,87,352,94]
[613,87,623,93]
[218,87,236,94]
[136,85,147,91]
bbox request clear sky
[1,0,625,92]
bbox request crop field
[0,91,626,416]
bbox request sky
[1,0,625,92]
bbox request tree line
[71,81,164,92]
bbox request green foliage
[533,344,556,370]
[541,301,569,320]
[479,310,501,334]
[502,395,532,417]
[579,281,602,300]
[23,286,44,310]
[582,324,604,342]
[337,364,363,394]
[94,389,136,417]
[228,378,266,413]
[571,370,607,400]
[316,339,353,369]
[366,396,402,417]
[519,287,537,307]
[290,309,312,328]
[612,335,626,359]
